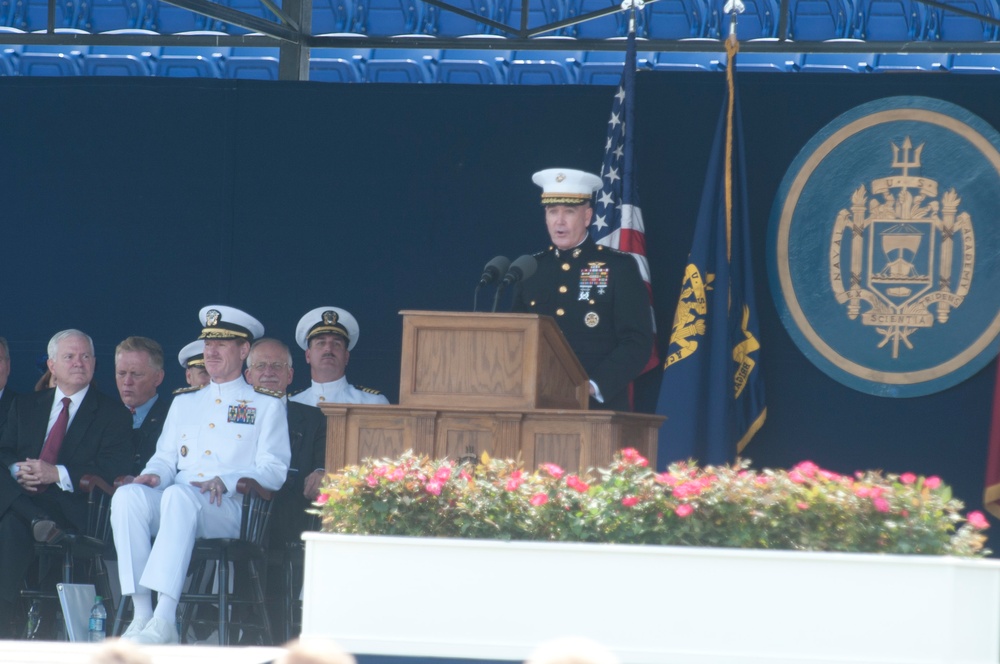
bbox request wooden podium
[320,311,664,473]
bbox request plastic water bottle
[88,596,106,642]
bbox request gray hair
[247,337,293,369]
[47,329,95,359]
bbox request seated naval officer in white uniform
[111,305,290,645]
[177,339,210,389]
[287,307,389,406]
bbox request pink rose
[654,472,678,486]
[796,502,809,510]
[854,486,871,498]
[924,476,942,490]
[541,463,564,479]
[434,465,452,482]
[372,465,388,476]
[530,493,548,506]
[675,504,694,518]
[621,448,649,467]
[365,475,378,487]
[388,468,406,482]
[459,470,472,482]
[967,511,990,530]
[621,496,639,507]
[872,497,890,513]
[566,475,590,493]
[425,481,443,496]
[793,461,819,478]
[315,493,330,506]
[899,472,917,485]
[788,470,807,484]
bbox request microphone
[501,255,538,287]
[478,256,511,287]
[492,255,538,312]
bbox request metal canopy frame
[3,0,1000,79]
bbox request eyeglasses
[249,362,289,372]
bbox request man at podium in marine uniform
[288,307,389,407]
[512,168,652,412]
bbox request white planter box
[302,532,1000,664]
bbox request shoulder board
[287,388,306,397]
[356,385,382,395]
[597,243,630,258]
[536,249,550,258]
[254,386,284,398]
[172,385,205,395]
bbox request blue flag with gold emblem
[655,44,766,467]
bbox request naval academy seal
[768,96,1000,397]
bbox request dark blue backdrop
[1,73,997,553]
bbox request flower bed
[314,449,989,556]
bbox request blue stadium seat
[10,0,79,31]
[0,0,14,25]
[143,0,214,32]
[644,0,708,38]
[925,0,999,40]
[216,0,278,34]
[365,43,440,81]
[154,29,228,76]
[78,0,141,32]
[354,0,424,34]
[310,47,367,81]
[734,38,802,70]
[785,0,851,39]
[312,0,355,33]
[873,51,952,70]
[566,0,626,39]
[83,27,158,74]
[949,51,1000,72]
[224,41,279,78]
[799,40,876,71]
[577,39,653,84]
[495,0,566,35]
[651,38,722,70]
[852,0,931,40]
[508,39,582,83]
[435,46,510,82]
[19,28,89,74]
[708,0,778,38]
[424,0,494,35]
[0,26,24,73]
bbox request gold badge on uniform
[322,310,338,326]
[585,312,600,328]
[205,309,221,327]
[180,445,188,457]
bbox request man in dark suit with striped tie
[0,329,132,638]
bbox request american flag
[590,26,660,374]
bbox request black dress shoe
[31,518,65,545]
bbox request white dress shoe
[131,617,179,645]
[120,617,149,640]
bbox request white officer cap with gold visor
[295,306,360,351]
[532,168,602,205]
[177,339,205,368]
[197,305,264,343]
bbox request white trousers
[110,483,241,599]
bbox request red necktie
[40,397,71,465]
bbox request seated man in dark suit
[0,329,132,638]
[244,337,326,637]
[0,337,16,433]
[114,336,171,475]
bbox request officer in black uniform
[512,168,653,412]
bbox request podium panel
[322,404,662,473]
[399,311,589,410]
